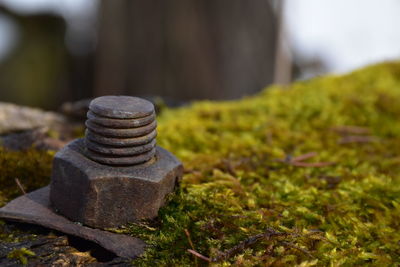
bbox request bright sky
[0,0,399,75]
[0,0,96,15]
[284,0,400,74]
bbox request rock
[1,127,66,151]
[0,102,85,151]
[0,102,66,135]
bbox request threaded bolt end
[84,96,157,166]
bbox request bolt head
[49,139,183,228]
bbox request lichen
[1,61,400,266]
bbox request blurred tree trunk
[95,0,277,102]
[0,6,69,110]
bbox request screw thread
[84,99,157,166]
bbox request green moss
[7,247,36,265]
[126,62,400,266]
[0,147,53,250]
[2,61,400,265]
[0,148,53,206]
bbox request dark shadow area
[67,235,117,262]
[0,221,123,264]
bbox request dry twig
[184,229,195,250]
[291,152,318,162]
[188,227,318,263]
[279,241,314,258]
[277,152,335,168]
[187,249,211,262]
[212,228,289,262]
[338,135,379,144]
[331,125,370,135]
[15,178,26,195]
[291,161,335,167]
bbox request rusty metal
[0,95,184,258]
[89,96,154,119]
[0,186,146,258]
[84,96,157,165]
[49,96,183,228]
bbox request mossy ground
[1,62,400,266]
[0,148,53,207]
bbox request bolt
[84,96,157,166]
[50,96,183,228]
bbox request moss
[126,62,400,266]
[0,147,53,247]
[7,247,36,265]
[0,148,53,206]
[2,61,400,265]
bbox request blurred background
[0,0,399,110]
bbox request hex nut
[50,139,183,228]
